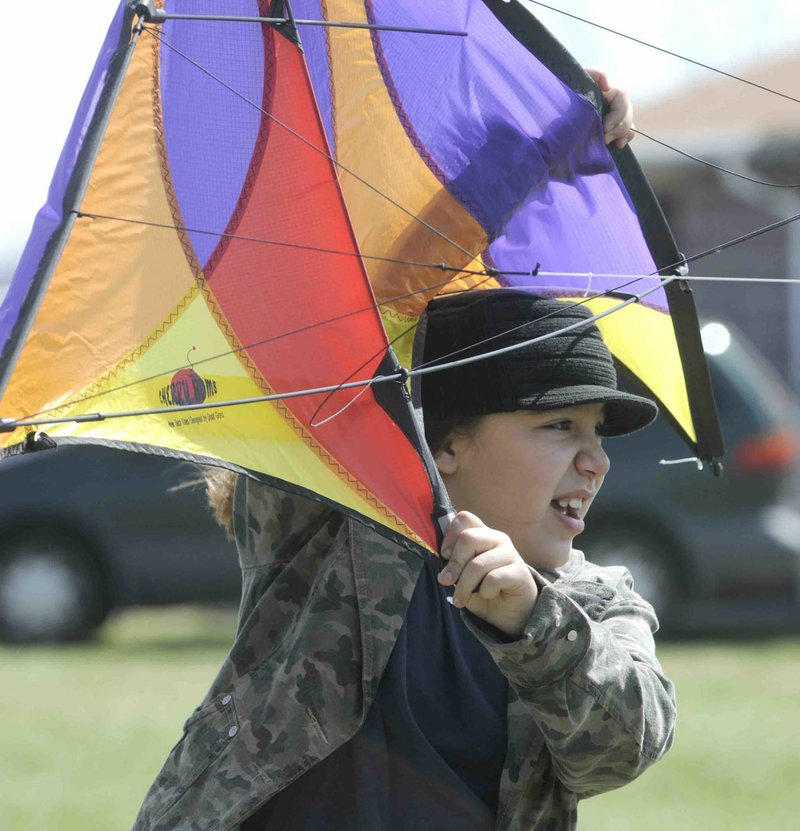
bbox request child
[134,291,675,831]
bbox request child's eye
[545,420,572,431]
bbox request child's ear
[433,434,460,477]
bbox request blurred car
[2,319,800,641]
[0,449,240,642]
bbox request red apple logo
[158,347,218,408]
[169,367,207,406]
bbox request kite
[0,0,724,554]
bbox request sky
[1,0,798,283]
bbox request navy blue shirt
[243,555,509,829]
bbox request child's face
[434,404,610,569]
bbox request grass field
[2,607,799,830]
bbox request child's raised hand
[438,511,539,639]
[585,67,636,149]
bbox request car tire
[0,531,109,643]
[582,528,681,618]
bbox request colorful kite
[0,0,724,553]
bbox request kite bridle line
[521,0,800,106]
[74,198,800,285]
[10,207,800,426]
[73,211,526,277]
[0,275,675,434]
[632,130,800,189]
[312,205,800,418]
[6,9,800,432]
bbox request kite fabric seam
[200,21,278,282]
[364,0,494,238]
[142,25,484,268]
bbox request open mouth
[551,497,584,520]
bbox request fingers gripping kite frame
[0,0,724,554]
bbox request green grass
[0,607,237,831]
[2,608,799,830]
[580,638,800,830]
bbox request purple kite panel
[161,0,265,269]
[365,0,666,309]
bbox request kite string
[306,271,502,425]
[681,275,800,283]
[521,0,800,105]
[404,209,800,372]
[309,375,381,426]
[531,274,800,284]
[633,129,800,188]
[521,3,800,189]
[143,17,791,376]
[677,210,800,270]
[75,210,527,276]
[13,209,800,425]
[143,14,798,359]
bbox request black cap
[420,291,657,436]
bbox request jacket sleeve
[463,565,676,798]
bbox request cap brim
[518,385,658,436]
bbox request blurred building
[634,49,800,393]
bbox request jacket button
[228,725,239,738]
[221,694,232,705]
[566,629,578,642]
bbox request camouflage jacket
[133,480,675,831]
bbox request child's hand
[585,67,635,149]
[438,511,539,639]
